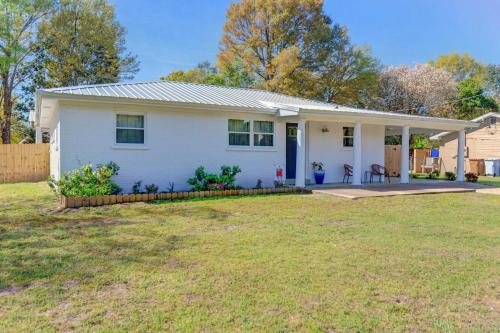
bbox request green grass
[0,183,499,332]
[477,176,500,187]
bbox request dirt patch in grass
[45,282,130,331]
[0,281,47,297]
[63,280,80,290]
[0,285,24,297]
[182,293,204,303]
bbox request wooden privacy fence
[384,145,401,176]
[0,144,50,183]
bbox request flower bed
[59,187,308,208]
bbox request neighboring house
[431,112,500,174]
[32,81,477,191]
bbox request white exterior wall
[307,122,385,183]
[52,102,386,190]
[57,103,287,192]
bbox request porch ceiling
[385,126,445,136]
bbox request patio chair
[421,157,438,173]
[343,164,353,183]
[370,164,391,183]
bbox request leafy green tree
[455,78,498,119]
[34,0,139,87]
[13,0,139,143]
[429,52,485,83]
[315,25,380,106]
[484,64,499,103]
[161,61,254,88]
[0,0,53,143]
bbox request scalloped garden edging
[59,186,308,208]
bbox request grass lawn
[478,176,500,187]
[0,183,499,332]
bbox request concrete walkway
[312,182,491,199]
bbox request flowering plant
[187,165,242,191]
[208,183,225,191]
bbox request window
[343,127,354,147]
[116,114,144,144]
[228,119,275,147]
[228,119,250,146]
[253,120,274,146]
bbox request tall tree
[218,0,332,94]
[455,78,498,119]
[218,0,379,105]
[34,0,139,88]
[315,25,380,106]
[429,52,485,83]
[484,64,499,103]
[373,64,457,118]
[0,0,52,144]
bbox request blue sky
[111,0,500,82]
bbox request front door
[286,123,298,179]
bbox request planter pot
[314,171,325,184]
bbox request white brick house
[32,81,477,192]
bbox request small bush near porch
[0,183,499,332]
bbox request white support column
[457,129,465,181]
[400,125,410,184]
[35,127,42,144]
[295,119,307,187]
[352,123,362,185]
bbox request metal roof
[42,80,342,111]
[38,80,478,128]
[430,112,499,139]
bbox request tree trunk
[1,80,12,144]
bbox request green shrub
[426,170,440,179]
[144,184,159,193]
[49,161,121,197]
[445,171,456,181]
[465,172,478,182]
[132,181,142,194]
[187,165,241,191]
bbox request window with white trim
[116,114,145,144]
[228,119,250,146]
[343,127,354,147]
[253,120,274,146]
[228,119,274,147]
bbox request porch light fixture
[321,127,330,133]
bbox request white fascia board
[299,108,478,131]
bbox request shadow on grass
[0,204,210,290]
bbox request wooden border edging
[60,187,310,208]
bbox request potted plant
[312,162,325,184]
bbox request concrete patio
[309,180,490,199]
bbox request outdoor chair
[421,157,438,173]
[343,164,353,183]
[370,164,391,183]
